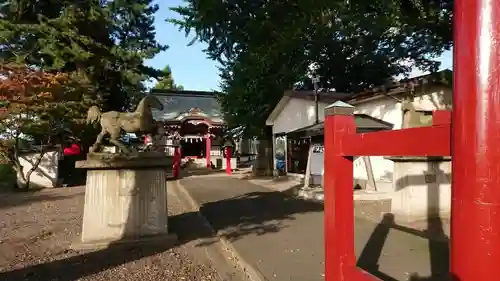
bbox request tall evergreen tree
[153,65,184,90]
[0,0,166,111]
[171,0,452,175]
[171,0,452,133]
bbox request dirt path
[0,187,220,281]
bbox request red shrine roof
[150,90,224,125]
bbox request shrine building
[150,89,234,167]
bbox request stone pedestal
[72,152,176,249]
[386,156,451,224]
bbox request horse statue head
[138,95,164,113]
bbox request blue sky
[408,49,453,77]
[147,0,453,91]
[145,0,221,91]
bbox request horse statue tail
[86,106,102,124]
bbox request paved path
[179,176,450,281]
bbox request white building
[266,70,453,222]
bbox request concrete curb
[174,179,268,281]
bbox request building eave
[265,96,291,126]
[150,89,221,97]
[342,69,453,105]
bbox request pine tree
[0,0,166,111]
[153,65,184,90]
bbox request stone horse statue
[86,95,164,154]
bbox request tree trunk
[252,127,274,177]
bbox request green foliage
[0,63,98,188]
[171,0,452,136]
[0,63,97,145]
[0,0,167,111]
[0,164,15,191]
[153,65,184,90]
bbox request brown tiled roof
[342,69,452,103]
[283,90,353,104]
[285,113,394,137]
[150,89,220,97]
[283,70,452,105]
[151,90,224,124]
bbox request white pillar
[304,142,313,188]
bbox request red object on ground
[173,145,181,179]
[63,144,81,156]
[225,146,232,175]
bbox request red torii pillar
[451,0,500,280]
[205,133,212,169]
[173,138,181,179]
[225,145,233,175]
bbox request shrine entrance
[151,91,226,167]
[180,119,210,158]
[181,137,205,157]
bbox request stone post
[72,152,176,250]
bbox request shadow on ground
[0,240,176,281]
[328,160,450,280]
[0,185,180,281]
[0,190,83,210]
[177,190,324,244]
[1,173,451,281]
[175,176,451,281]
[181,168,227,177]
[357,213,450,281]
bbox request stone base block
[391,185,451,224]
[76,152,174,246]
[388,158,451,224]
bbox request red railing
[324,0,500,279]
[323,108,451,281]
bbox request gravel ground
[0,186,220,281]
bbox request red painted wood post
[451,0,500,280]
[206,134,212,169]
[173,141,181,179]
[225,146,232,175]
[432,110,451,126]
[323,102,356,281]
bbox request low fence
[323,104,451,281]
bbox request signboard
[312,144,324,153]
[311,144,324,175]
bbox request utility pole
[312,76,320,124]
[305,75,320,189]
